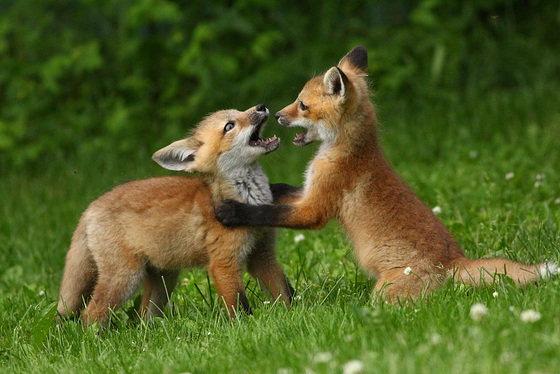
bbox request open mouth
[277,115,312,147]
[248,119,280,153]
[293,129,309,146]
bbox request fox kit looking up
[216,47,558,303]
[57,105,294,326]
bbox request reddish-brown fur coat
[215,48,557,303]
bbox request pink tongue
[294,132,305,142]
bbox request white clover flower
[294,234,305,243]
[538,262,558,278]
[313,352,332,363]
[263,300,271,305]
[38,290,45,297]
[534,181,543,188]
[432,206,442,215]
[520,309,541,323]
[469,303,488,322]
[403,267,412,276]
[469,150,478,159]
[492,292,499,298]
[509,306,515,312]
[505,172,514,180]
[343,360,365,374]
[536,174,546,180]
[430,333,442,345]
[181,278,189,286]
[295,295,302,301]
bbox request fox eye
[299,101,309,111]
[223,121,235,133]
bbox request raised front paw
[215,199,244,227]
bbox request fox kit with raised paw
[216,47,558,303]
[57,105,294,327]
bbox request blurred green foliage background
[0,0,559,167]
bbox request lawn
[1,85,559,374]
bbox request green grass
[1,85,560,374]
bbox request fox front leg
[269,183,302,204]
[215,200,288,228]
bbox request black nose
[256,104,266,112]
[274,113,280,120]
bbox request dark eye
[299,101,309,111]
[224,121,235,133]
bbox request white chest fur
[226,163,273,205]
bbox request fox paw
[215,199,244,227]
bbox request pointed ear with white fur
[323,66,348,97]
[152,138,202,172]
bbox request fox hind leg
[374,267,446,305]
[139,268,180,321]
[83,260,146,327]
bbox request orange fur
[216,47,557,304]
[57,105,293,327]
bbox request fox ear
[152,138,202,172]
[338,45,368,73]
[323,66,348,97]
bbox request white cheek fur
[217,128,262,174]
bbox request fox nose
[274,112,280,120]
[256,104,266,112]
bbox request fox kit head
[275,46,375,147]
[153,105,279,175]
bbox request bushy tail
[451,256,558,286]
[57,217,98,319]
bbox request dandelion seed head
[38,290,45,297]
[404,267,412,275]
[505,172,514,180]
[469,303,488,322]
[534,181,543,188]
[343,360,365,374]
[520,309,541,323]
[492,292,499,298]
[554,198,560,205]
[432,206,442,215]
[294,234,305,243]
[469,150,478,159]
